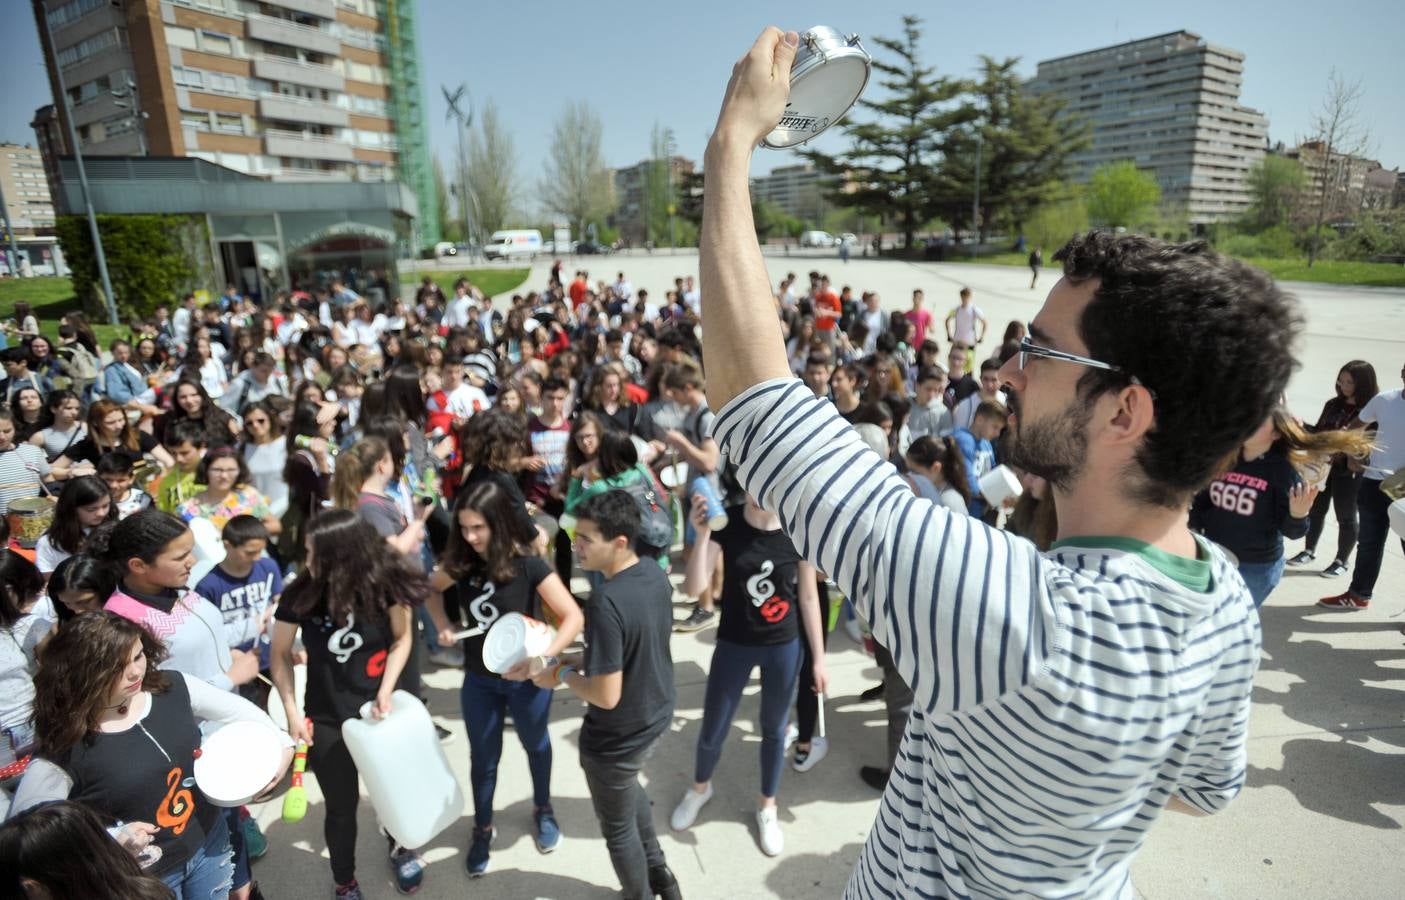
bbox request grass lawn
[413,268,531,299]
[939,251,1405,287]
[0,276,126,345]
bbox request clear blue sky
[4,0,1399,212]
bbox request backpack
[621,464,676,551]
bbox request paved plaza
[252,253,1405,898]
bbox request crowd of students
[0,238,1398,900]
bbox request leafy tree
[539,100,615,242]
[1243,155,1306,232]
[937,57,1089,239]
[1024,191,1089,254]
[466,98,517,235]
[1085,161,1161,229]
[55,215,207,319]
[1306,70,1369,267]
[803,15,967,251]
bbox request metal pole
[971,127,982,260]
[0,180,20,276]
[43,13,119,324]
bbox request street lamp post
[971,125,983,260]
[41,9,119,324]
[0,180,21,276]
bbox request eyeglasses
[1015,337,1154,397]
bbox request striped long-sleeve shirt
[713,379,1260,899]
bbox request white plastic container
[341,690,464,849]
[1389,498,1405,541]
[266,664,307,731]
[187,517,226,588]
[481,612,554,675]
[978,465,1023,507]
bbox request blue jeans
[224,807,249,890]
[1238,556,1286,608]
[161,812,233,899]
[694,637,803,798]
[460,671,554,828]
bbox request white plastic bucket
[978,465,1023,506]
[660,462,688,489]
[194,720,285,807]
[481,612,554,675]
[187,517,226,588]
[266,664,307,730]
[342,690,464,849]
[1389,498,1405,540]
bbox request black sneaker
[1321,560,1349,578]
[649,864,683,900]
[859,682,885,702]
[859,765,890,791]
[674,606,716,633]
[1287,549,1316,566]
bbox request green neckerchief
[1048,534,1214,593]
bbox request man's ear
[1102,384,1156,448]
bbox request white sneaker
[670,784,713,831]
[783,723,799,750]
[792,736,829,773]
[756,806,783,856]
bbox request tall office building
[31,0,439,243]
[1,143,57,236]
[1028,31,1268,225]
[751,163,826,222]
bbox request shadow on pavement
[1246,604,1405,829]
[764,841,866,896]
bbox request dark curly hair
[459,407,529,473]
[33,611,170,760]
[1054,231,1303,507]
[281,508,426,626]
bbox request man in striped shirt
[698,29,1303,899]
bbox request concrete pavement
[257,251,1405,897]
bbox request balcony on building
[261,0,336,18]
[246,14,341,56]
[252,57,345,92]
[264,129,355,162]
[258,94,349,128]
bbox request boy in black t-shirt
[533,490,681,900]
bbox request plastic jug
[341,690,464,849]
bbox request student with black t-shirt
[271,509,429,899]
[425,480,583,876]
[12,612,291,898]
[669,493,828,857]
[531,491,681,900]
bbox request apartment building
[1029,31,1269,225]
[1,143,57,235]
[32,0,439,242]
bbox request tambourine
[762,26,872,150]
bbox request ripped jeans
[161,813,234,899]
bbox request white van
[484,229,543,260]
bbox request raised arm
[699,27,799,412]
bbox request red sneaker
[1317,591,1369,611]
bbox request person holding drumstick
[699,27,1299,898]
[8,612,291,898]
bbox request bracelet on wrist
[556,664,576,685]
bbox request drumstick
[450,626,485,641]
[817,691,826,740]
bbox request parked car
[575,240,612,255]
[838,232,859,246]
[433,241,458,258]
[800,230,837,248]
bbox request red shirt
[569,277,588,307]
[904,308,933,346]
[814,291,842,331]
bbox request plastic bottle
[341,690,464,849]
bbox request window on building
[215,113,243,133]
[46,0,109,30]
[200,31,234,54]
[57,28,128,68]
[181,110,210,130]
[172,66,204,89]
[165,26,197,49]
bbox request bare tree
[1306,70,1369,267]
[539,100,615,240]
[466,98,517,236]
